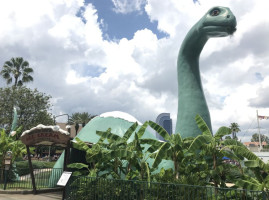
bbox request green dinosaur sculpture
[175,6,236,138]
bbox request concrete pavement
[0,191,62,200]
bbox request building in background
[57,123,82,138]
[156,113,173,140]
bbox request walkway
[0,191,62,200]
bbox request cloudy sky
[0,0,269,141]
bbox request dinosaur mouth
[203,25,237,36]
[226,26,237,34]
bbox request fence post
[26,145,37,194]
[3,170,7,190]
[262,191,267,200]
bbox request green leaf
[235,177,262,191]
[244,160,260,168]
[68,163,89,169]
[72,138,89,152]
[195,115,212,136]
[149,121,170,141]
[122,122,138,141]
[137,121,149,138]
[188,135,212,152]
[152,142,170,168]
[96,128,121,142]
[220,149,240,161]
[73,171,83,176]
[214,126,231,140]
[222,139,244,146]
[140,139,162,153]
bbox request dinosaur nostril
[227,15,230,18]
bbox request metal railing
[0,168,63,190]
[65,176,269,200]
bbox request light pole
[54,114,70,125]
[52,114,70,161]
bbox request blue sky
[84,0,167,40]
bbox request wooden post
[63,140,70,171]
[26,145,37,194]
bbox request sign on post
[57,171,72,187]
[20,124,70,147]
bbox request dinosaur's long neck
[175,25,212,138]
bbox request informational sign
[57,171,72,186]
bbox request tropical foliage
[0,128,27,168]
[0,57,34,87]
[251,133,269,144]
[0,86,53,133]
[229,122,240,139]
[68,112,96,135]
[68,114,269,193]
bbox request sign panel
[57,171,72,186]
[21,126,70,147]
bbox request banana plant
[188,114,231,187]
[71,121,153,181]
[96,121,153,182]
[222,141,269,192]
[141,121,191,179]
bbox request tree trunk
[75,123,79,135]
[14,77,18,87]
[213,154,218,188]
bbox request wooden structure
[20,124,71,194]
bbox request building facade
[155,113,173,140]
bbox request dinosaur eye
[210,9,220,16]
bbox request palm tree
[68,112,96,135]
[68,113,81,135]
[230,122,240,139]
[79,112,96,127]
[0,57,34,86]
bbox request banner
[258,115,269,120]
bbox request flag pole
[257,110,262,152]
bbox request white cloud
[111,0,146,14]
[1,0,269,143]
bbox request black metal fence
[65,176,269,200]
[0,168,63,190]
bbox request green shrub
[15,161,56,176]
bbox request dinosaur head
[199,6,237,38]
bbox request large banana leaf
[244,160,260,168]
[152,142,171,168]
[122,122,138,141]
[108,149,133,160]
[72,137,90,152]
[68,163,89,170]
[195,114,212,136]
[173,134,183,146]
[137,121,149,138]
[222,139,244,146]
[142,139,163,153]
[214,126,231,140]
[188,135,212,152]
[96,128,121,142]
[149,121,170,141]
[235,176,262,191]
[228,145,262,162]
